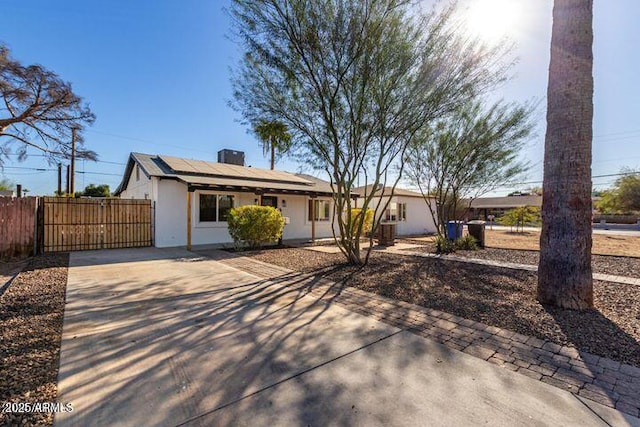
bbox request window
[308,199,331,221]
[384,202,407,221]
[399,202,407,221]
[199,194,234,222]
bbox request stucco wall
[119,165,151,200]
[368,196,437,236]
[155,179,188,247]
[187,190,336,247]
[279,195,335,240]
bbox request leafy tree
[80,184,110,197]
[595,169,640,214]
[231,0,511,265]
[595,189,617,214]
[227,205,285,249]
[254,119,292,170]
[0,177,14,191]
[405,100,534,237]
[613,169,640,213]
[0,44,96,165]
[538,0,594,309]
[497,206,541,232]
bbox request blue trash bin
[447,221,463,241]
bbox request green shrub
[348,208,374,236]
[455,234,479,251]
[435,235,456,254]
[227,205,285,249]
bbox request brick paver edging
[201,250,640,418]
[387,248,640,286]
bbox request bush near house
[227,205,285,249]
[348,208,374,236]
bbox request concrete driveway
[56,248,639,426]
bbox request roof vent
[217,149,245,166]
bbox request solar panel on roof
[158,154,313,184]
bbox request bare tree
[538,0,594,309]
[230,0,511,265]
[0,44,96,165]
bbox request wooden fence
[42,197,152,252]
[0,197,153,258]
[0,197,37,260]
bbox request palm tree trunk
[537,0,594,309]
[270,137,275,170]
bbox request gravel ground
[398,241,640,279]
[245,247,640,367]
[0,253,69,427]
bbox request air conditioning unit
[217,149,245,166]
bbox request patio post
[311,195,316,243]
[186,190,192,250]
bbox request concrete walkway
[56,247,640,426]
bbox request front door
[261,196,278,208]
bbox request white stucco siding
[280,195,335,240]
[119,165,151,200]
[151,181,339,248]
[368,196,437,236]
[190,192,335,245]
[155,179,188,248]
[190,191,252,246]
[396,197,437,235]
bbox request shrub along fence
[0,197,152,259]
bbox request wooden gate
[0,197,37,259]
[43,198,152,252]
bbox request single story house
[466,195,542,220]
[354,185,437,236]
[114,152,348,248]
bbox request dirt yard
[0,253,68,427]
[484,229,640,257]
[407,229,640,258]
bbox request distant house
[114,152,347,248]
[354,185,437,236]
[0,190,16,197]
[466,195,542,220]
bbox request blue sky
[1,0,639,195]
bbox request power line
[3,153,126,166]
[2,166,122,176]
[85,129,216,156]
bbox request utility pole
[66,165,70,195]
[57,163,62,196]
[70,128,77,195]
